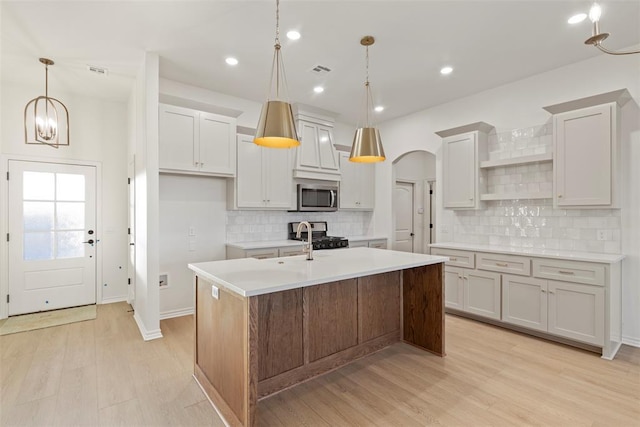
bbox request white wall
[376,53,640,344]
[0,80,129,318]
[159,174,227,317]
[130,53,162,340]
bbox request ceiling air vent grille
[87,65,109,76]
[310,65,332,75]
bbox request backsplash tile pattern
[226,211,373,242]
[452,124,621,254]
[452,200,621,253]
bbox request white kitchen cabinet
[367,239,387,249]
[544,89,630,209]
[159,104,236,176]
[233,134,293,210]
[431,243,622,359]
[338,152,374,210]
[444,267,465,310]
[293,109,341,181]
[464,269,501,320]
[547,280,604,346]
[502,274,548,332]
[436,122,492,209]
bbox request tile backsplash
[226,210,373,242]
[451,124,621,254]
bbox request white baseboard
[160,307,194,320]
[100,295,128,305]
[133,312,163,341]
[622,335,640,348]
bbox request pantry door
[8,160,97,315]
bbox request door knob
[410,233,415,237]
[82,239,95,246]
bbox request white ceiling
[2,1,639,124]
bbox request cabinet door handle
[541,289,547,293]
[558,270,575,275]
[194,161,199,166]
[463,276,468,280]
[558,194,563,198]
[495,262,509,267]
[549,291,555,294]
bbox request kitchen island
[189,247,448,427]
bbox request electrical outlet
[597,230,608,241]
[189,226,196,236]
[211,285,219,299]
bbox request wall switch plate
[211,285,219,299]
[189,226,196,236]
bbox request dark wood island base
[193,263,444,427]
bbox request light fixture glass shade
[349,127,385,163]
[24,58,69,148]
[254,100,299,148]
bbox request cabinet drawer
[431,249,475,269]
[348,241,369,248]
[532,258,605,286]
[279,246,306,257]
[245,248,279,260]
[476,252,531,276]
[368,240,387,249]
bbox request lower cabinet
[547,280,604,346]
[348,239,388,249]
[502,274,604,346]
[434,246,619,357]
[464,270,501,320]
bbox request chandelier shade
[254,0,299,148]
[24,58,69,148]
[349,36,385,163]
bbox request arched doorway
[392,151,436,253]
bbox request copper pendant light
[350,36,385,163]
[254,0,299,148]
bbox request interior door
[8,160,97,315]
[394,181,414,252]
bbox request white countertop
[226,236,387,250]
[430,242,625,263]
[189,247,447,297]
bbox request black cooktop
[288,221,349,250]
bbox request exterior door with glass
[8,160,97,315]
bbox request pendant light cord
[365,46,369,127]
[45,63,49,117]
[274,0,281,98]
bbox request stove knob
[329,242,335,248]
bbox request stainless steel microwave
[296,184,338,212]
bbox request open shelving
[480,152,552,169]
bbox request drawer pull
[495,262,509,267]
[541,289,546,293]
[449,257,458,261]
[558,270,575,275]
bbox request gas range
[288,221,349,250]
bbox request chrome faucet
[296,221,314,261]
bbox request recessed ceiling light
[440,66,453,75]
[568,13,587,24]
[225,57,239,66]
[313,86,324,93]
[374,106,384,112]
[287,30,301,40]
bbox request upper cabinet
[437,122,493,209]
[338,152,374,210]
[229,134,294,210]
[293,108,341,181]
[159,103,236,177]
[543,89,630,209]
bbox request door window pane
[56,231,84,259]
[23,171,54,200]
[24,232,53,260]
[23,202,54,231]
[56,173,85,201]
[56,202,84,230]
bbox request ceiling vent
[309,64,332,75]
[87,65,109,76]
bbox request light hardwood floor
[1,302,638,426]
